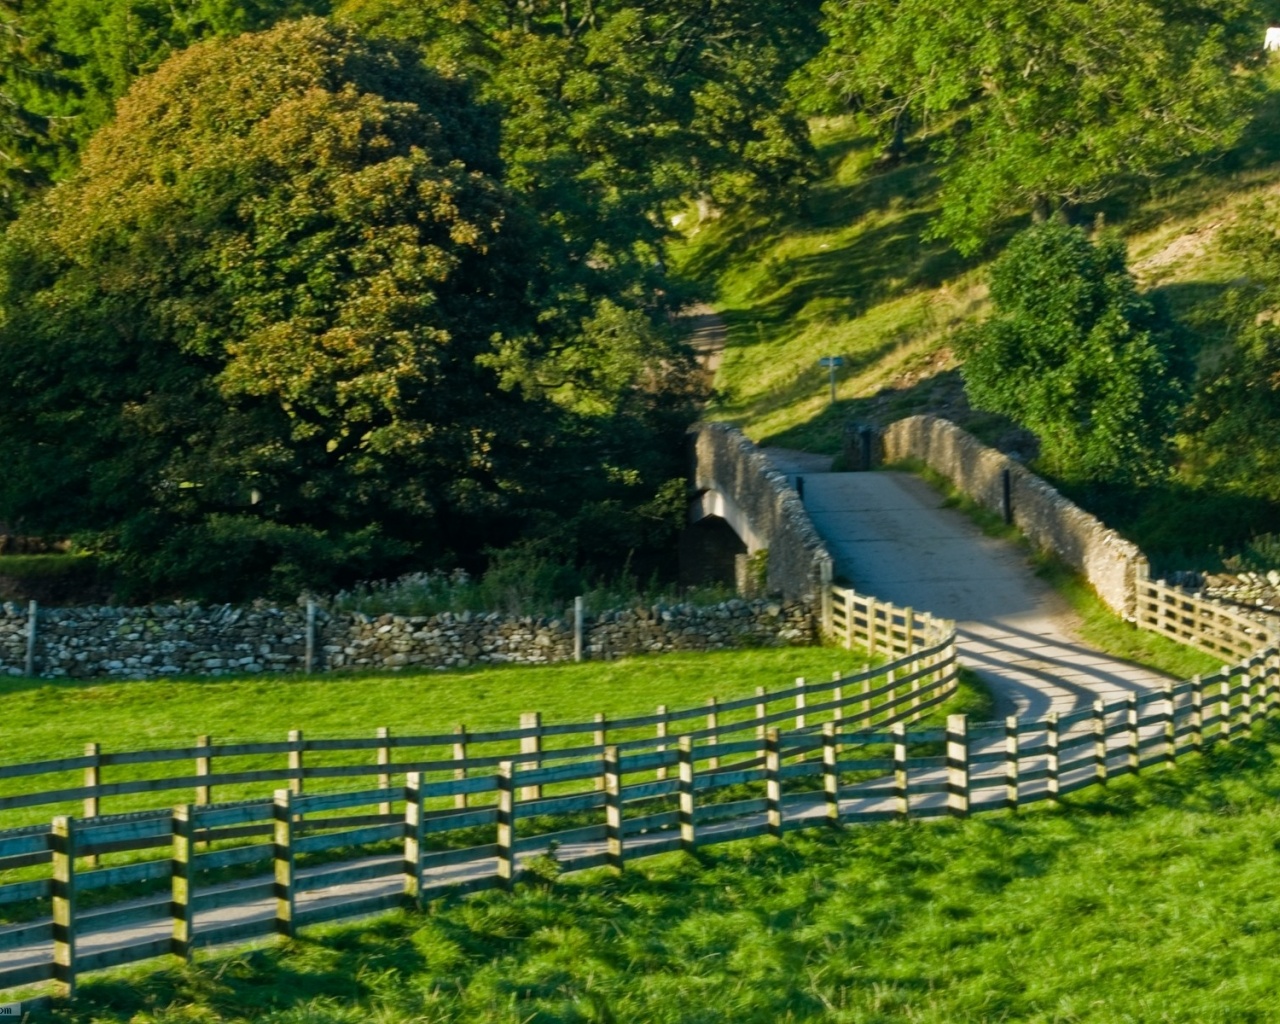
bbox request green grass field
[0,648,877,765]
[32,720,1280,1024]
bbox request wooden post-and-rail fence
[1,581,1276,1001]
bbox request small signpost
[819,356,844,404]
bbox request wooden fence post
[171,805,194,961]
[83,742,101,822]
[304,599,316,674]
[1005,716,1019,811]
[706,698,720,770]
[678,737,696,852]
[765,729,782,837]
[1190,675,1203,753]
[496,762,516,890]
[795,678,806,731]
[823,723,842,826]
[891,722,908,820]
[403,772,424,904]
[1046,712,1060,802]
[656,705,669,780]
[574,595,584,663]
[1163,682,1177,768]
[861,671,872,718]
[84,742,101,867]
[819,558,833,639]
[288,729,304,797]
[24,599,36,677]
[1240,662,1254,731]
[453,725,468,809]
[377,727,391,816]
[520,712,543,800]
[946,715,969,818]
[884,669,896,725]
[603,746,623,873]
[594,714,607,791]
[866,597,877,656]
[51,815,77,997]
[196,735,212,808]
[1220,677,1232,743]
[1126,696,1140,773]
[832,672,844,730]
[1093,700,1107,786]
[904,606,915,654]
[273,789,295,938]
[754,689,767,741]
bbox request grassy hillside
[35,722,1280,1023]
[673,71,1280,569]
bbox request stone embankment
[1163,570,1280,629]
[0,599,815,680]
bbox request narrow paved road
[767,450,1170,718]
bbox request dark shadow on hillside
[681,155,974,318]
[759,368,1035,460]
[1077,84,1280,237]
[1057,477,1280,574]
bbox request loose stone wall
[690,423,833,601]
[882,415,1147,618]
[0,599,816,680]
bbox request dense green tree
[0,18,700,598]
[0,0,77,213]
[805,0,1263,253]
[957,222,1188,483]
[337,0,823,278]
[0,0,331,199]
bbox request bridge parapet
[882,415,1147,619]
[690,423,833,603]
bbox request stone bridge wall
[690,423,833,602]
[882,415,1147,617]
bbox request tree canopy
[806,0,1263,253]
[0,18,700,598]
[957,222,1188,483]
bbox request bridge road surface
[769,451,1171,718]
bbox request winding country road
[682,302,1168,716]
[766,449,1170,718]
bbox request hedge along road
[770,451,1171,719]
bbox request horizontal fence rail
[829,587,946,659]
[1134,578,1277,663]
[0,601,961,998]
[2,581,1276,1002]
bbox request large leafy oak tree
[0,19,700,598]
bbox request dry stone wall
[0,599,815,680]
[882,415,1148,618]
[691,423,833,601]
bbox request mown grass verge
[31,720,1280,1024]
